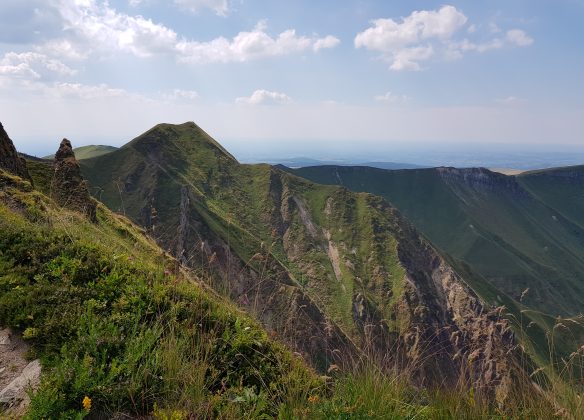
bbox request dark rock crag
[0,123,30,181]
[51,139,97,221]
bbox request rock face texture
[0,328,41,416]
[0,123,30,181]
[51,139,97,221]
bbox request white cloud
[355,5,467,71]
[163,89,199,101]
[174,0,230,16]
[176,21,338,63]
[313,35,341,52]
[47,2,338,64]
[50,82,127,99]
[56,0,178,58]
[506,29,534,47]
[0,52,76,80]
[36,39,88,60]
[390,45,433,71]
[374,91,408,103]
[447,28,533,58]
[355,6,534,71]
[236,89,291,105]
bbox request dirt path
[0,328,41,417]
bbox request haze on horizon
[1,0,583,163]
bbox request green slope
[43,144,118,160]
[518,165,584,230]
[0,168,320,418]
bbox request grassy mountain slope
[288,164,584,372]
[518,165,584,230]
[80,123,539,401]
[290,165,584,317]
[0,169,322,418]
[43,145,118,160]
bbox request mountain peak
[125,121,237,163]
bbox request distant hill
[261,156,424,169]
[43,144,117,160]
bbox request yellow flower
[82,396,92,411]
[308,395,320,404]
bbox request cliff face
[437,167,528,197]
[0,123,30,181]
[51,139,97,221]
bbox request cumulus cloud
[355,5,533,71]
[174,0,230,16]
[176,21,339,63]
[44,2,337,64]
[0,52,76,80]
[355,5,467,70]
[236,89,291,105]
[506,29,534,47]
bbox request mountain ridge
[78,121,539,400]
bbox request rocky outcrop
[0,328,41,416]
[0,123,30,181]
[51,139,97,221]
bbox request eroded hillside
[79,122,535,400]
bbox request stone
[0,359,41,408]
[51,139,97,222]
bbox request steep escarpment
[0,123,30,181]
[436,167,528,198]
[80,122,535,400]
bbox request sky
[0,0,583,160]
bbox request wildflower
[82,396,92,411]
[308,395,320,404]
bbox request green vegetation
[0,170,320,418]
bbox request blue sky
[0,0,583,158]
